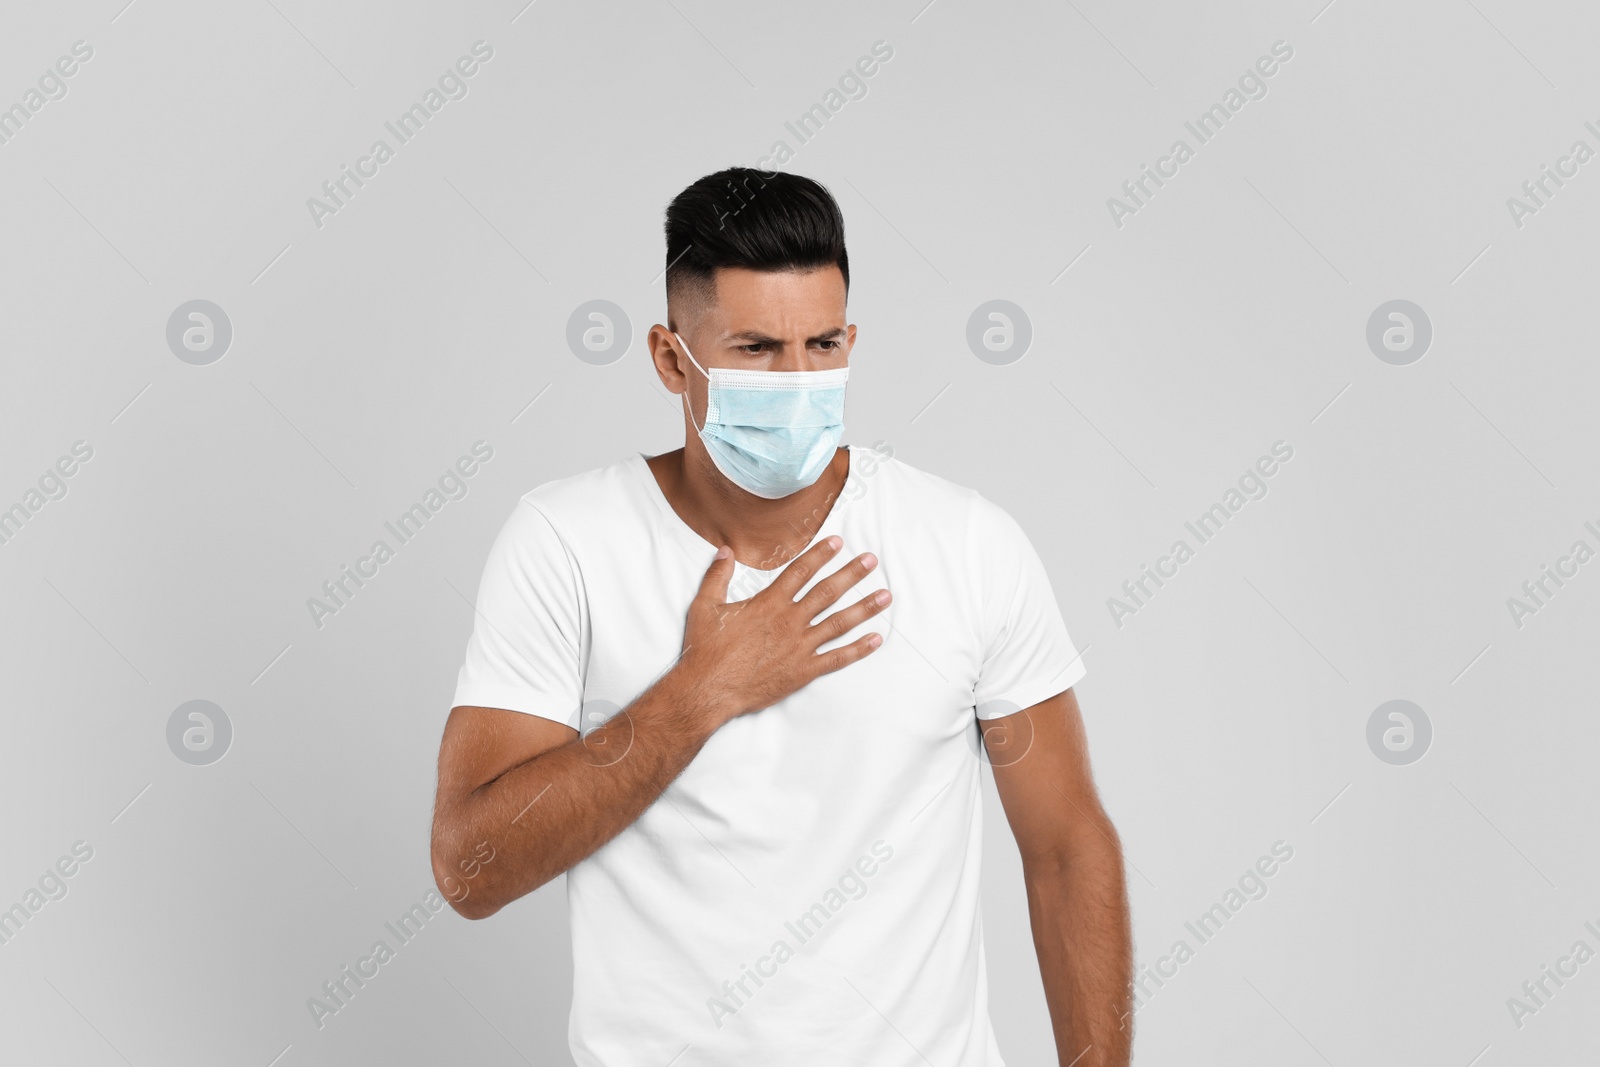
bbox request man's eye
[742,344,768,354]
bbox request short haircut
[664,168,849,322]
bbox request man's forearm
[432,666,727,918]
[1025,826,1133,1067]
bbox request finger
[696,546,735,605]
[807,588,892,649]
[768,535,844,600]
[810,631,884,678]
[797,552,878,620]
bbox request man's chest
[577,533,981,722]
[568,528,988,883]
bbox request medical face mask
[673,332,849,499]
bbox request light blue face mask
[673,331,849,500]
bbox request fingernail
[867,633,883,648]
[827,535,842,550]
[861,553,877,569]
[715,546,730,560]
[874,590,891,605]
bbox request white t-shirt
[452,445,1087,1067]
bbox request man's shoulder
[855,445,979,510]
[505,454,650,535]
[863,448,1032,547]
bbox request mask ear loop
[673,332,712,434]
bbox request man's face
[652,264,856,480]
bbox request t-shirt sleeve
[450,497,586,730]
[969,494,1087,720]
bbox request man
[431,168,1131,1066]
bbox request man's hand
[679,534,891,723]
[430,535,889,918]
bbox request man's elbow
[448,894,501,921]
[430,820,500,920]
[431,852,503,920]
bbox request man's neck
[646,445,850,570]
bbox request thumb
[696,545,735,604]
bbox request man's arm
[431,675,720,920]
[985,688,1132,1067]
[430,535,891,919]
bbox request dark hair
[664,168,849,317]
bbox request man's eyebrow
[723,328,847,345]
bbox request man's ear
[648,324,691,395]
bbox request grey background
[2,0,1596,1064]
